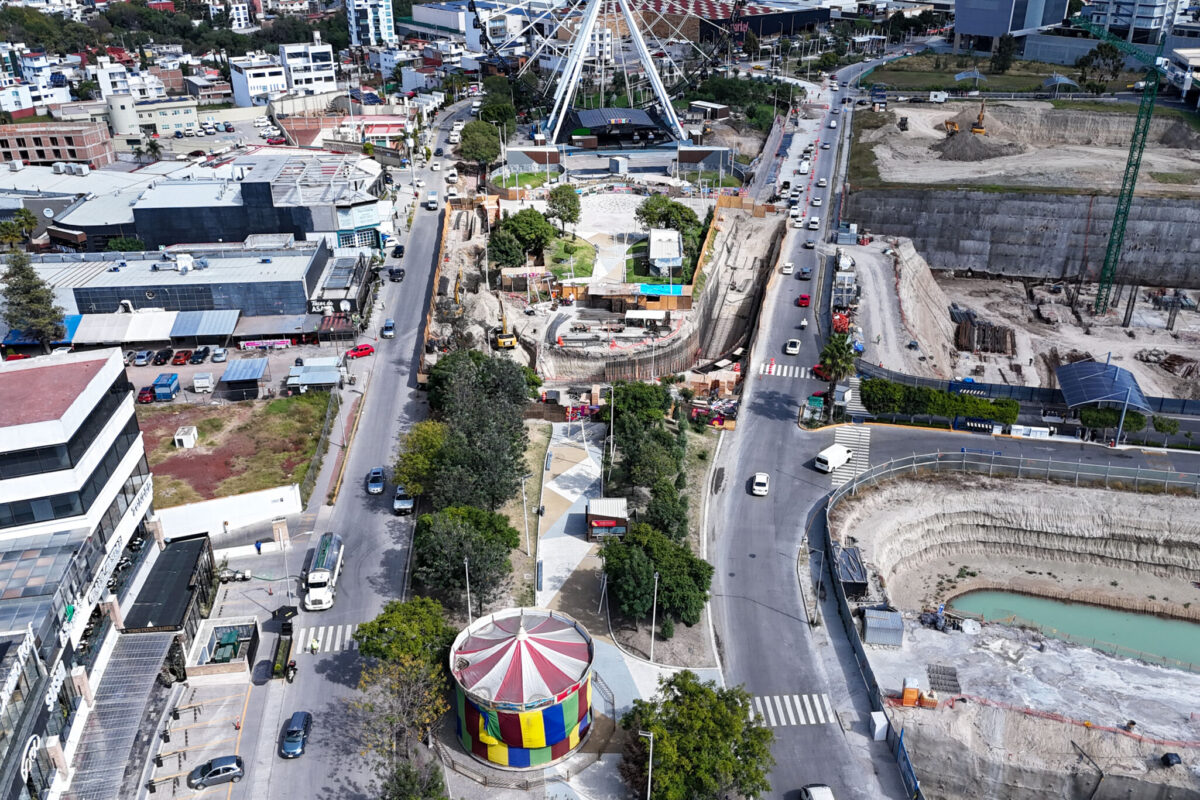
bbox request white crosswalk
[295,622,361,653]
[750,693,837,728]
[758,362,815,380]
[831,426,872,488]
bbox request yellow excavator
[970,99,986,135]
[944,120,959,136]
[491,294,516,349]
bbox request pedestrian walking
[310,638,319,655]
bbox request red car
[267,136,287,145]
[345,343,375,360]
[813,363,831,381]
[137,387,155,404]
[797,294,811,308]
[172,350,193,365]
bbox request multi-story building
[106,94,201,137]
[0,43,75,117]
[268,0,311,14]
[1085,0,1179,42]
[89,56,167,101]
[279,32,338,95]
[208,0,254,29]
[0,349,156,799]
[184,74,234,104]
[0,121,116,168]
[347,0,398,47]
[229,52,288,106]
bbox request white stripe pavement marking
[773,696,787,726]
[790,695,807,725]
[823,694,835,724]
[801,694,815,724]
[813,695,826,724]
[782,695,797,726]
[753,697,766,724]
[762,696,777,727]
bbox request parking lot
[144,684,253,796]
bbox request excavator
[491,293,516,349]
[943,120,959,136]
[970,99,986,135]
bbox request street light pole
[649,571,659,663]
[464,557,473,622]
[520,474,532,555]
[638,730,654,800]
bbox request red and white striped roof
[452,609,593,705]
[626,0,785,16]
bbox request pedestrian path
[750,693,837,727]
[758,362,815,379]
[845,376,871,418]
[295,622,360,653]
[831,425,871,487]
[536,422,604,608]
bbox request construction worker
[310,638,319,655]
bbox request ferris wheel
[469,0,723,143]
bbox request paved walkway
[537,422,605,608]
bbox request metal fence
[298,391,340,503]
[823,451,1200,800]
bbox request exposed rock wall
[846,189,1200,289]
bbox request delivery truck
[303,532,344,611]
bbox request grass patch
[679,169,743,188]
[196,416,227,441]
[547,234,595,280]
[152,475,205,507]
[497,421,552,607]
[496,172,548,189]
[1149,171,1199,185]
[625,239,682,285]
[6,114,56,125]
[868,53,1142,93]
[848,113,884,188]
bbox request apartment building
[347,0,398,47]
[208,0,254,29]
[0,350,157,799]
[0,121,116,168]
[279,32,338,95]
[230,52,289,106]
[184,74,234,104]
[89,56,167,101]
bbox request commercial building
[50,152,388,250]
[1084,0,1176,43]
[209,0,254,29]
[0,350,157,800]
[1167,46,1200,107]
[279,32,338,95]
[0,121,116,168]
[230,52,289,107]
[107,94,201,137]
[954,0,1070,50]
[347,0,399,47]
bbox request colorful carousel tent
[450,608,594,769]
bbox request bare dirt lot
[859,102,1200,193]
[139,392,329,507]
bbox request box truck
[303,532,344,611]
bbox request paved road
[230,101,476,800]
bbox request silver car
[211,347,228,363]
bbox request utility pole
[521,474,532,555]
[649,571,659,662]
[638,730,655,800]
[464,558,473,622]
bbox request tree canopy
[352,597,456,667]
[498,208,556,255]
[412,507,517,610]
[604,523,712,627]
[546,184,581,231]
[620,670,775,800]
[458,120,500,167]
[990,34,1017,74]
[635,195,700,233]
[379,760,448,800]
[818,334,857,388]
[1,248,64,352]
[394,420,448,496]
[352,657,448,771]
[487,227,525,268]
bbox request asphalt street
[223,100,477,800]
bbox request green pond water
[949,590,1200,670]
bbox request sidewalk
[537,422,605,608]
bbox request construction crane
[491,293,516,349]
[1068,15,1168,315]
[970,99,986,135]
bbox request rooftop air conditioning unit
[75,164,90,176]
[52,162,67,174]
[9,161,25,172]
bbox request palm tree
[0,221,24,246]
[819,333,857,413]
[12,208,37,239]
[132,145,146,163]
[146,139,162,161]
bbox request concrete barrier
[154,485,301,540]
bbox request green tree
[743,30,760,59]
[603,538,657,625]
[145,138,163,160]
[132,145,146,162]
[12,208,37,238]
[458,120,500,167]
[625,523,711,626]
[499,208,556,256]
[644,479,689,542]
[478,102,516,137]
[488,227,525,268]
[106,237,146,251]
[1067,0,1084,15]
[379,760,449,800]
[1076,41,1126,86]
[620,670,775,800]
[634,195,699,233]
[352,597,456,667]
[73,79,98,100]
[412,508,515,610]
[352,657,449,769]
[1,248,64,353]
[990,34,1016,74]
[0,221,23,246]
[546,184,581,232]
[1152,415,1180,445]
[394,420,447,496]
[818,333,857,395]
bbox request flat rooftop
[0,351,110,428]
[28,247,317,289]
[124,535,208,631]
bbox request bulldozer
[970,99,986,135]
[491,294,516,349]
[943,120,959,136]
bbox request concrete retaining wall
[846,188,1200,289]
[154,484,301,541]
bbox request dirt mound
[948,103,1007,138]
[933,133,1025,161]
[1158,119,1200,150]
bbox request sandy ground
[864,101,1200,193]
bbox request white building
[268,0,310,13]
[89,57,167,101]
[279,32,337,95]
[229,52,288,107]
[347,0,398,47]
[209,0,253,30]
[106,94,201,136]
[367,46,423,78]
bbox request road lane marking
[801,694,816,724]
[781,694,797,726]
[823,694,836,725]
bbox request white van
[426,191,439,210]
[815,444,852,473]
[808,216,821,230]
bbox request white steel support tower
[544,0,687,143]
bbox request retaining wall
[846,188,1200,289]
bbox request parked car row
[128,347,226,367]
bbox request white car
[751,473,770,497]
[781,261,794,274]
[211,347,228,363]
[785,339,802,355]
[253,117,269,127]
[792,218,805,229]
[413,177,426,188]
[431,161,442,172]
[812,196,823,206]
[817,178,828,188]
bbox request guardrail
[823,451,1200,799]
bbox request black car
[152,348,173,366]
[189,346,210,364]
[392,244,405,258]
[388,267,406,282]
[434,147,444,157]
[279,711,312,758]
